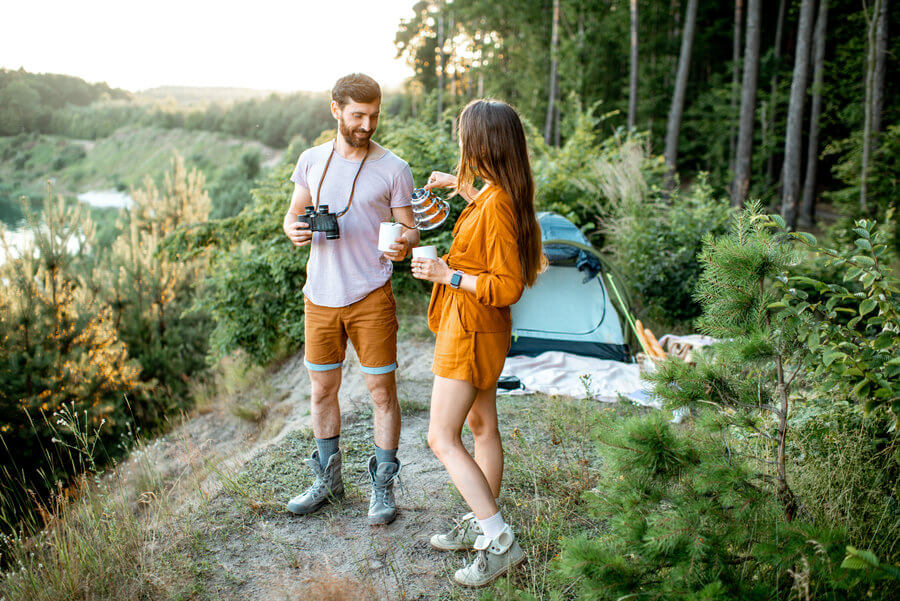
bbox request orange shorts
[303,281,398,374]
[432,302,511,390]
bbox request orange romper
[428,184,525,390]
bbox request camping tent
[508,212,634,363]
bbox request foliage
[595,138,731,327]
[770,213,899,428]
[824,123,900,253]
[790,408,900,568]
[208,149,262,219]
[592,205,900,599]
[91,155,213,424]
[161,162,306,364]
[0,190,142,526]
[556,411,885,600]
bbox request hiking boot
[453,525,525,587]
[286,449,343,515]
[367,454,401,525]
[430,512,483,551]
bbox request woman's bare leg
[427,375,498,520]
[466,385,503,499]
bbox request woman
[411,99,543,587]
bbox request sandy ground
[131,335,487,601]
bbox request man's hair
[332,73,381,109]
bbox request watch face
[451,272,462,288]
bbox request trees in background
[394,0,898,227]
[781,0,816,229]
[664,0,698,187]
[861,0,889,213]
[800,0,829,224]
[732,0,761,207]
[628,0,639,130]
[544,0,561,145]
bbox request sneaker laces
[472,549,488,573]
[368,464,403,505]
[449,515,474,540]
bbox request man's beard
[338,118,373,148]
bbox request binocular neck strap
[314,141,370,217]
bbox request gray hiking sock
[374,443,398,465]
[315,435,340,469]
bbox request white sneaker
[430,511,483,551]
[453,525,525,587]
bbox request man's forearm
[404,227,421,249]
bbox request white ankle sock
[478,511,506,539]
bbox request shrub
[161,161,306,364]
[596,139,732,328]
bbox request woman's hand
[411,257,452,284]
[424,171,457,191]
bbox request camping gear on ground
[508,212,633,362]
[658,333,718,364]
[499,352,656,406]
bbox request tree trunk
[860,0,882,213]
[732,0,762,208]
[437,9,445,128]
[872,0,889,139]
[729,0,744,176]
[629,0,639,130]
[544,0,561,146]
[800,0,828,225]
[764,0,788,187]
[780,0,815,229]
[664,0,699,189]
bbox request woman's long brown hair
[456,99,544,287]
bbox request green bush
[207,149,262,219]
[601,166,732,328]
[162,162,306,364]
[557,411,875,600]
[791,408,900,568]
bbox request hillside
[0,129,281,218]
[136,86,284,106]
[0,313,625,601]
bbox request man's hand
[383,235,410,261]
[285,218,313,247]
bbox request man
[282,73,419,525]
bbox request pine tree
[557,203,897,599]
[95,153,212,422]
[0,188,141,485]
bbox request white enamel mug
[412,245,438,260]
[378,222,405,252]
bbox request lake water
[1,190,132,262]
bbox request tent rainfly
[508,212,634,363]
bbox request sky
[2,0,418,93]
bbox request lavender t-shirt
[290,141,414,307]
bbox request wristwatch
[450,270,464,289]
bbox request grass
[0,336,654,601]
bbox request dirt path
[140,336,485,600]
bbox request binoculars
[298,205,341,240]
